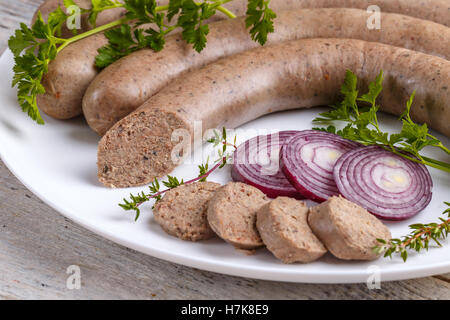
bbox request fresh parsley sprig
[95,0,175,67]
[313,70,450,172]
[9,11,67,124]
[245,0,276,45]
[9,0,276,124]
[373,202,450,262]
[8,0,130,124]
[119,128,237,221]
[97,0,276,67]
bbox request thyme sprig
[373,202,450,262]
[313,70,450,173]
[9,0,276,124]
[119,128,237,221]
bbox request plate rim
[1,48,449,284]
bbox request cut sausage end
[97,109,189,188]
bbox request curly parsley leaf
[124,0,158,23]
[245,0,276,45]
[8,12,69,124]
[167,0,183,21]
[95,24,139,67]
[96,0,278,69]
[9,23,38,57]
[177,1,215,52]
[357,70,383,106]
[95,0,170,67]
[49,6,69,37]
[95,24,166,67]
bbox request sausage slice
[207,182,269,249]
[308,196,392,260]
[257,197,327,264]
[153,181,221,241]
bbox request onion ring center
[301,144,344,172]
[371,159,411,193]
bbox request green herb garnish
[313,70,450,172]
[373,202,450,262]
[314,71,450,262]
[245,0,276,45]
[8,0,276,124]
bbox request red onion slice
[333,146,433,220]
[232,131,303,199]
[280,130,362,202]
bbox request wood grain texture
[0,0,449,300]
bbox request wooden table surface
[0,0,449,300]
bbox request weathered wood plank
[434,274,450,283]
[0,0,449,300]
[1,160,449,300]
[0,0,42,50]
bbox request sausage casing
[97,39,450,188]
[84,8,450,135]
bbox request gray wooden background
[0,0,449,300]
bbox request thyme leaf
[373,202,450,262]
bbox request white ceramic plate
[0,49,449,284]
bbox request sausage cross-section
[207,182,269,250]
[153,181,221,241]
[257,197,327,264]
[308,196,392,260]
[98,39,450,188]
